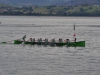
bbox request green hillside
[0,4,100,16]
[33,5,100,16]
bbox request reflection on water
[0,16,100,75]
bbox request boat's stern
[14,40,23,44]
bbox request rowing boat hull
[14,40,85,47]
[14,40,33,44]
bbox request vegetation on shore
[0,4,100,16]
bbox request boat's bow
[67,41,85,47]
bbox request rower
[37,39,40,42]
[44,38,48,43]
[33,38,35,42]
[40,38,42,42]
[59,38,63,43]
[66,39,70,43]
[52,38,55,43]
[37,38,42,44]
[44,38,49,44]
[30,38,32,42]
[74,38,76,42]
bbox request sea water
[0,16,100,75]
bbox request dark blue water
[0,16,100,75]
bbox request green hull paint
[56,43,67,46]
[14,40,23,44]
[67,41,85,47]
[14,40,85,47]
[14,40,33,44]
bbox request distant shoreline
[0,15,100,17]
[1,4,100,17]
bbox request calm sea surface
[0,16,100,75]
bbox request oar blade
[1,42,7,44]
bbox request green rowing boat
[13,40,85,47]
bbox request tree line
[0,5,100,16]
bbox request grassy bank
[0,4,100,16]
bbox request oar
[0,38,23,44]
[1,42,7,44]
[0,36,24,44]
[0,40,14,44]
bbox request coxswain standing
[22,35,26,42]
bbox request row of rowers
[22,35,76,43]
[25,38,76,43]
